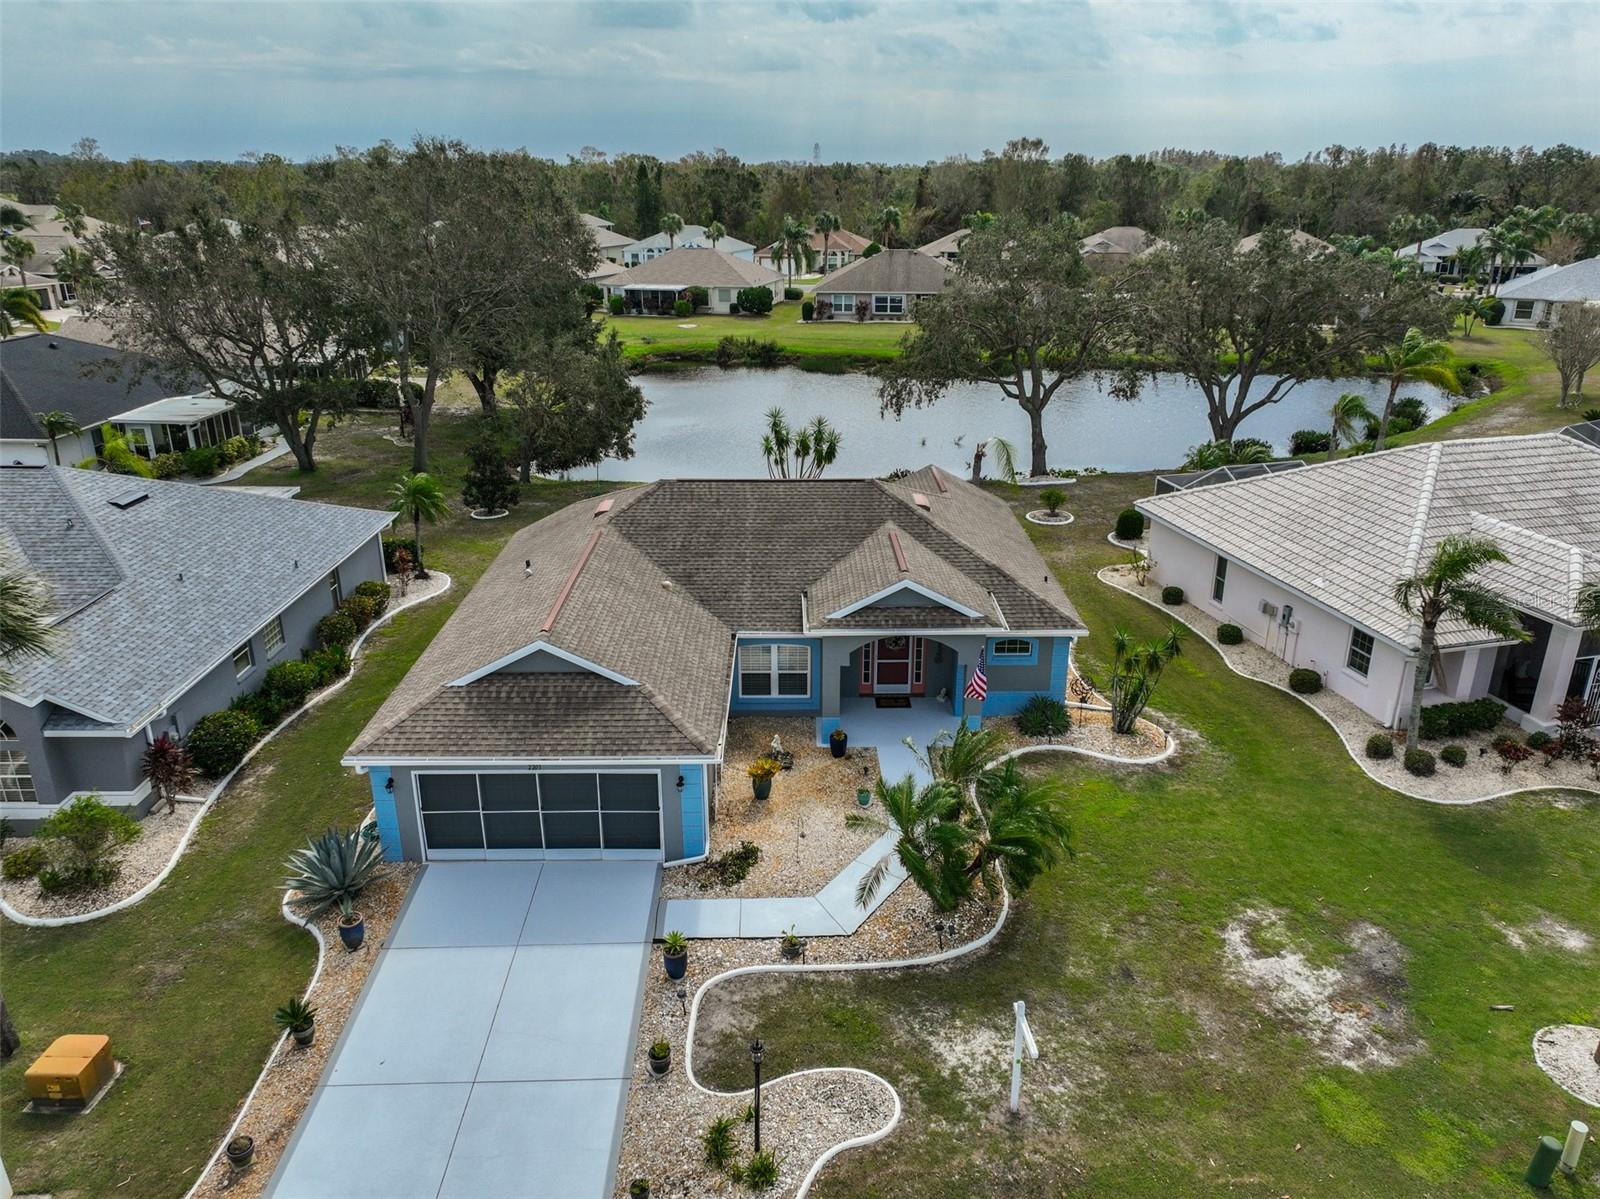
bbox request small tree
[1393,535,1530,749]
[461,418,520,514]
[36,793,142,890]
[1104,625,1184,734]
[141,733,195,816]
[391,546,415,597]
[759,408,840,479]
[1456,293,1497,337]
[37,411,81,466]
[1374,327,1457,448]
[1536,305,1600,408]
[390,472,448,578]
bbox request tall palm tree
[1374,328,1458,449]
[52,203,89,239]
[389,472,448,578]
[0,566,55,691]
[846,774,971,911]
[705,220,726,249]
[877,205,902,249]
[1,288,49,337]
[1327,392,1373,460]
[813,210,839,272]
[1451,244,1487,289]
[778,215,810,281]
[1393,535,1530,749]
[53,245,97,293]
[1482,223,1532,293]
[2,234,37,289]
[38,411,81,466]
[660,212,683,249]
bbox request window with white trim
[738,644,811,697]
[1513,299,1535,320]
[0,749,36,803]
[1347,628,1375,677]
[233,642,255,678]
[264,615,286,658]
[992,638,1035,657]
[826,293,853,313]
[1212,556,1228,603]
[872,293,905,316]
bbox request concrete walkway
[658,698,965,941]
[202,435,290,483]
[267,861,658,1199]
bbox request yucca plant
[1104,625,1185,734]
[283,826,384,916]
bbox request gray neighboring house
[1393,227,1549,281]
[1494,256,1600,328]
[345,468,1085,865]
[812,249,949,321]
[0,467,393,827]
[603,247,782,315]
[917,227,969,263]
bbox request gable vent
[108,491,150,510]
[911,492,931,510]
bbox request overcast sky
[3,1,1596,163]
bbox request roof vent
[661,579,674,590]
[931,469,948,494]
[911,492,931,510]
[108,491,149,510]
[593,496,613,516]
[524,559,533,579]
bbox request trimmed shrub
[1216,623,1244,645]
[1288,668,1323,694]
[306,646,353,688]
[3,843,46,880]
[687,285,709,310]
[187,709,262,777]
[152,452,184,479]
[340,593,384,631]
[1392,396,1430,428]
[1114,509,1145,541]
[783,286,803,301]
[1418,697,1507,740]
[1439,744,1468,768]
[353,579,390,614]
[1289,430,1332,455]
[232,689,290,728]
[263,659,319,706]
[1366,732,1395,760]
[728,302,740,315]
[673,299,693,317]
[801,300,815,322]
[1404,748,1436,777]
[35,794,141,892]
[1483,298,1505,326]
[1017,694,1071,737]
[1160,585,1184,606]
[1039,487,1067,515]
[316,609,358,650]
[383,538,419,571]
[861,241,882,257]
[735,286,774,315]
[1526,730,1552,749]
[607,294,625,315]
[222,434,253,464]
[184,445,223,477]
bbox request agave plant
[283,826,385,916]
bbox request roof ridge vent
[539,529,602,635]
[887,527,909,573]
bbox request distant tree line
[7,136,1599,254]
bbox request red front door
[872,637,911,693]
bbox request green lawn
[691,474,1599,1199]
[1395,325,1584,446]
[600,301,909,365]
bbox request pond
[596,368,1451,480]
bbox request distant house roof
[1,333,207,443]
[348,467,1084,761]
[1236,229,1334,255]
[580,213,614,230]
[629,225,756,255]
[758,229,872,259]
[605,247,781,290]
[1,203,108,275]
[1080,226,1156,257]
[1394,227,1550,269]
[1497,256,1600,303]
[818,249,949,295]
[0,468,394,727]
[1138,428,1600,650]
[918,228,968,257]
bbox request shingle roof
[917,228,968,257]
[629,226,757,254]
[1138,431,1600,649]
[1236,229,1334,255]
[607,247,780,289]
[1497,256,1600,303]
[1081,226,1154,256]
[0,467,394,726]
[817,249,949,295]
[1,333,206,440]
[759,229,872,258]
[349,469,1083,760]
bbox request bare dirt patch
[1222,909,1423,1071]
[1493,914,1594,953]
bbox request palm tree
[1,287,49,337]
[968,435,1019,484]
[813,210,839,272]
[389,472,448,578]
[1482,223,1532,293]
[779,215,810,282]
[1374,328,1458,449]
[141,733,196,815]
[877,205,902,249]
[1456,293,1497,338]
[846,774,971,911]
[0,566,55,691]
[0,204,33,232]
[38,411,81,466]
[1451,244,1487,289]
[969,760,1073,895]
[706,220,726,249]
[1327,392,1373,460]
[660,212,683,249]
[1393,535,1530,749]
[53,245,97,293]
[927,721,1011,790]
[2,234,37,289]
[1104,625,1184,734]
[759,407,841,478]
[52,203,89,239]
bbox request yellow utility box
[24,1034,114,1107]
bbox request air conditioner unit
[1260,600,1279,620]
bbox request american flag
[964,648,988,703]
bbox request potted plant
[225,1134,255,1171]
[829,727,848,757]
[662,930,688,980]
[629,1180,650,1198]
[748,757,781,801]
[647,1039,672,1077]
[337,896,365,952]
[855,787,872,808]
[275,996,317,1047]
[779,926,806,962]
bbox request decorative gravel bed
[661,717,883,901]
[615,887,998,1197]
[985,701,1170,762]
[1102,565,1600,803]
[189,863,420,1199]
[0,800,205,919]
[1533,1024,1600,1108]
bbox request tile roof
[1,333,206,439]
[1,467,394,726]
[350,469,1083,760]
[606,247,781,289]
[759,229,872,258]
[1139,430,1600,649]
[816,249,949,295]
[1497,256,1600,303]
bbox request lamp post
[749,1039,764,1153]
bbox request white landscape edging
[1098,565,1599,807]
[0,573,453,929]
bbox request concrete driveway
[267,861,659,1199]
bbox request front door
[872,636,912,694]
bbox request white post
[1562,1120,1589,1173]
[1010,999,1039,1115]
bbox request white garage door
[416,770,662,861]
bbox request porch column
[1530,624,1584,726]
[819,640,848,718]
